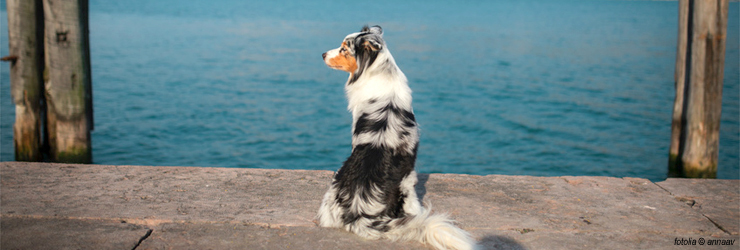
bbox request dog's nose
[322,53,327,60]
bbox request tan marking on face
[326,43,357,73]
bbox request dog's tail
[385,205,477,250]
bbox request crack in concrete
[651,181,673,196]
[131,229,153,250]
[702,214,732,235]
[653,181,731,236]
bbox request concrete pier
[1,162,737,249]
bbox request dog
[317,25,476,250]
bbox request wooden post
[5,0,45,161]
[669,0,691,176]
[669,0,728,178]
[42,0,93,163]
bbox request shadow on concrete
[415,174,527,250]
[478,235,528,250]
[416,173,429,202]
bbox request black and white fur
[317,25,476,250]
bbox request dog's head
[322,25,385,82]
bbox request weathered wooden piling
[5,0,45,161]
[41,0,93,163]
[669,0,728,178]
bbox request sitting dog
[317,25,476,250]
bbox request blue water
[1,0,738,181]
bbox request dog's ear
[350,27,383,83]
[360,25,383,36]
[362,38,382,52]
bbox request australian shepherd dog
[317,25,476,250]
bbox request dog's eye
[339,47,346,53]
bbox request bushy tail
[385,205,477,250]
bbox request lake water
[1,0,738,181]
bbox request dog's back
[318,25,476,250]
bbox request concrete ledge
[1,162,737,249]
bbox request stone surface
[137,222,430,250]
[0,162,326,227]
[1,162,738,249]
[656,178,740,235]
[0,216,150,250]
